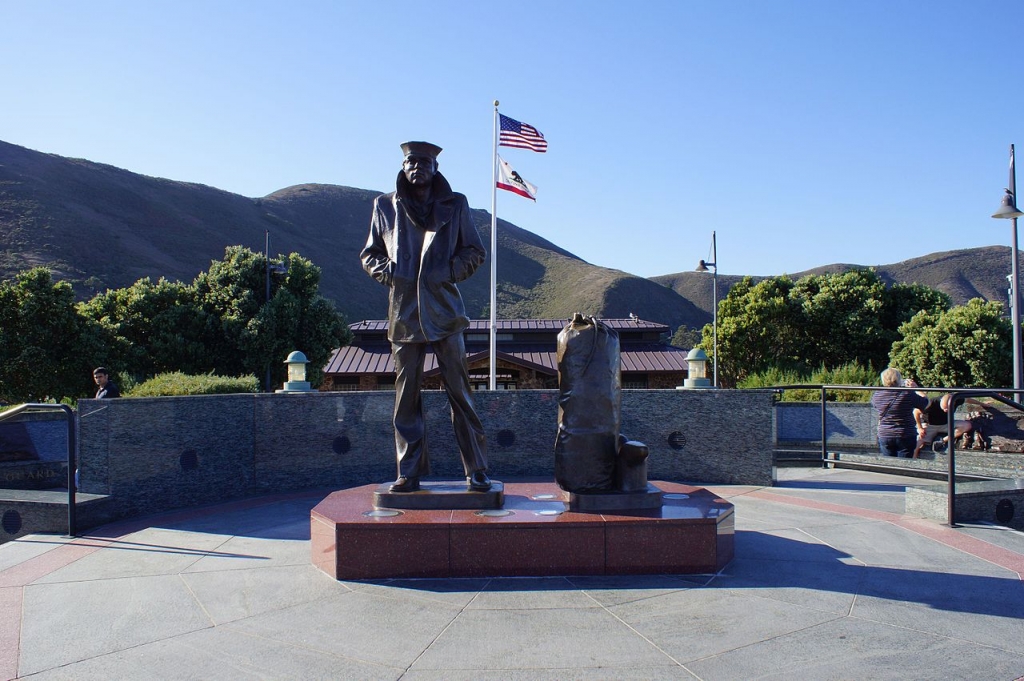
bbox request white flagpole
[489,101,499,391]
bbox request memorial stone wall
[76,389,776,522]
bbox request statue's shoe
[389,476,420,493]
[467,470,491,491]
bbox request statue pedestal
[373,480,504,510]
[311,481,734,580]
[567,483,663,512]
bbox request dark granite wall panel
[77,389,775,522]
[622,389,774,486]
[77,401,111,493]
[83,396,256,518]
[254,393,396,492]
[776,402,878,445]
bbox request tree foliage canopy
[889,298,1012,388]
[702,269,951,387]
[2,247,352,403]
[669,324,703,349]
[0,268,101,402]
[83,246,352,388]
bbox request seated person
[914,393,985,456]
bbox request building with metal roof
[322,318,691,391]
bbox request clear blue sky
[3,1,1023,278]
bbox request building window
[333,378,360,391]
[622,375,649,389]
[465,333,513,343]
[471,373,516,391]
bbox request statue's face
[402,154,436,187]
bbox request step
[0,488,113,544]
[905,478,1024,529]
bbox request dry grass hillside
[0,139,707,329]
[1,139,1012,332]
[653,246,1016,323]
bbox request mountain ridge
[0,139,1013,332]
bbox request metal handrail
[0,403,77,536]
[771,384,1024,527]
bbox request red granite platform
[311,481,734,580]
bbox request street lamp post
[992,145,1024,403]
[265,230,273,392]
[695,231,718,388]
[264,230,288,392]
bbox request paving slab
[411,607,676,672]
[771,486,910,514]
[0,536,72,572]
[181,534,310,573]
[179,564,346,625]
[222,589,464,670]
[154,497,321,540]
[468,576,605,609]
[727,495,866,532]
[32,528,232,583]
[22,623,405,681]
[19,574,213,676]
[853,569,1024,648]
[566,573,705,608]
[3,468,1023,680]
[607,587,843,663]
[684,614,1024,681]
[402,666,697,680]
[343,578,489,609]
[710,556,863,614]
[806,519,1019,572]
[956,521,1024,555]
[733,525,862,564]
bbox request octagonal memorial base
[311,480,734,580]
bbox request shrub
[810,363,878,402]
[129,372,260,397]
[739,362,877,402]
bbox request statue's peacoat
[360,171,486,343]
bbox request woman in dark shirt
[870,368,928,458]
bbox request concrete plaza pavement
[2,467,1024,680]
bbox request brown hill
[0,139,705,330]
[652,247,1016,324]
[0,139,1012,333]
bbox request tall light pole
[695,230,718,388]
[265,230,273,393]
[992,145,1024,403]
[264,230,288,392]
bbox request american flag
[499,114,547,153]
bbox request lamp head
[993,189,1024,219]
[696,259,715,272]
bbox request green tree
[78,277,217,381]
[79,246,352,389]
[791,269,890,370]
[880,282,951,333]
[889,298,1011,388]
[0,268,100,402]
[192,247,351,387]
[192,245,269,377]
[708,269,951,387]
[702,276,802,386]
[669,324,703,349]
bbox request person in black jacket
[92,367,120,399]
[914,393,986,456]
